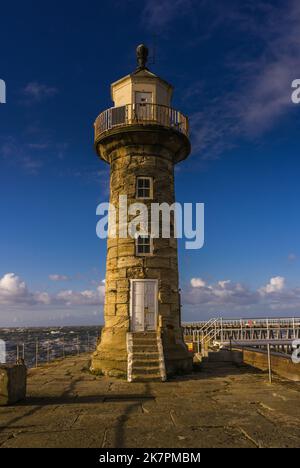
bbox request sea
[0,326,101,368]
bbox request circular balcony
[94,103,189,142]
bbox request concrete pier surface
[0,354,300,448]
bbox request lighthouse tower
[91,45,193,381]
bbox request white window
[136,235,153,256]
[136,177,153,199]
[135,91,152,107]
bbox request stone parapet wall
[242,348,300,382]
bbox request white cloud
[184,275,300,315]
[142,0,193,31]
[49,274,70,282]
[0,273,105,309]
[288,253,297,262]
[140,0,300,150]
[218,280,232,289]
[0,273,29,304]
[22,82,58,102]
[0,137,44,175]
[56,283,105,307]
[186,0,300,159]
[98,283,106,297]
[191,278,206,288]
[0,136,68,175]
[236,1,300,134]
[185,277,257,309]
[259,276,285,295]
[2,271,300,320]
[0,273,52,307]
[34,292,51,305]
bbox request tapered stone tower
[91,45,193,381]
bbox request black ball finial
[136,44,149,69]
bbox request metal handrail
[197,317,217,334]
[187,317,219,338]
[200,326,219,346]
[183,317,300,329]
[94,103,189,139]
[2,334,98,368]
[189,318,220,355]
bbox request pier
[183,317,300,355]
[0,353,300,448]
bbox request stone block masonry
[0,363,27,406]
[91,128,192,378]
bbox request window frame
[136,176,153,200]
[135,235,153,257]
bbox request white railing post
[267,343,272,384]
[293,317,296,340]
[77,335,80,356]
[35,339,39,368]
[221,317,224,344]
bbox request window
[136,177,153,199]
[136,235,152,256]
[135,92,153,120]
[135,92,152,106]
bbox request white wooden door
[144,281,157,330]
[132,281,144,332]
[131,280,157,332]
[135,92,152,120]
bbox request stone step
[133,352,160,360]
[131,373,163,382]
[132,366,161,375]
[132,359,160,367]
[129,331,163,382]
[132,338,158,345]
[132,345,158,352]
[132,332,157,338]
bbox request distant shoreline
[0,324,103,330]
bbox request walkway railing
[183,317,300,356]
[94,103,189,140]
[2,333,98,368]
[191,318,220,355]
[183,317,300,330]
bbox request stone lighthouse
[91,45,193,381]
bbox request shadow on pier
[14,393,155,406]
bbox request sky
[1,0,300,326]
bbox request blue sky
[1,0,300,326]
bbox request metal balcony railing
[94,103,189,140]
